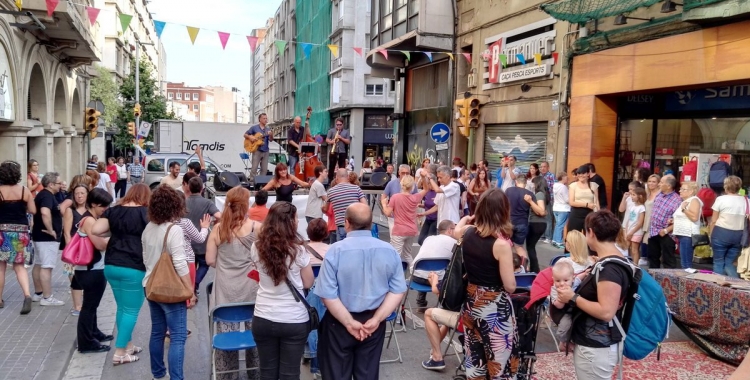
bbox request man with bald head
[315,203,407,379]
[324,168,367,241]
[287,116,304,173]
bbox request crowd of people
[1,148,748,380]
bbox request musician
[244,113,273,181]
[326,117,351,184]
[287,116,304,173]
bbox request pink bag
[61,217,95,266]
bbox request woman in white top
[141,185,194,380]
[250,202,314,379]
[641,174,661,266]
[95,162,113,198]
[114,157,128,199]
[709,176,748,278]
[552,172,570,247]
[672,182,702,269]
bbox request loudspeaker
[253,175,273,190]
[233,172,249,184]
[213,171,240,192]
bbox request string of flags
[36,0,558,67]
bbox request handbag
[741,198,750,248]
[145,224,194,303]
[737,246,750,280]
[691,206,710,248]
[61,217,95,266]
[286,278,320,331]
[438,227,470,312]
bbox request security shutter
[484,123,548,176]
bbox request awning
[541,0,662,23]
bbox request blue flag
[154,20,166,38]
[301,43,313,59]
[516,54,526,65]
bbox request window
[193,93,199,100]
[146,159,164,172]
[339,0,345,19]
[176,92,182,100]
[168,92,173,100]
[366,84,384,96]
[390,79,396,92]
[193,104,199,111]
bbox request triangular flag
[446,53,454,61]
[85,7,100,26]
[46,0,59,17]
[15,0,21,10]
[247,36,258,52]
[516,54,526,65]
[154,20,166,38]
[275,40,287,56]
[186,26,200,45]
[552,52,559,64]
[119,13,133,32]
[218,32,230,50]
[301,43,313,59]
[400,51,410,62]
[423,52,432,63]
[462,53,471,64]
[499,54,507,68]
[327,44,339,58]
[353,47,362,57]
[378,49,388,60]
[534,53,542,65]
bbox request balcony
[12,0,100,67]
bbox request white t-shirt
[624,203,646,236]
[116,164,128,180]
[305,180,326,218]
[712,195,748,231]
[250,244,310,323]
[552,182,571,212]
[411,234,456,279]
[435,181,461,224]
[97,175,112,195]
[501,167,521,192]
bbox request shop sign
[496,64,550,84]
[0,44,14,121]
[487,19,556,85]
[363,128,394,145]
[365,114,389,128]
[666,85,750,112]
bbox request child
[513,252,526,273]
[624,187,646,264]
[551,260,581,347]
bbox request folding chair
[209,302,258,380]
[515,273,537,290]
[549,254,569,267]
[379,311,403,364]
[442,315,464,361]
[402,258,451,330]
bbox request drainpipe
[451,0,460,163]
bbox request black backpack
[438,229,470,312]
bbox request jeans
[710,226,742,278]
[104,265,146,349]
[194,254,210,292]
[526,222,547,273]
[287,155,299,176]
[75,269,107,351]
[252,316,309,380]
[552,211,569,244]
[543,203,554,240]
[336,226,347,241]
[418,219,437,246]
[677,236,694,269]
[147,299,188,380]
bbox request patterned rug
[532,341,737,380]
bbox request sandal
[126,346,143,355]
[113,354,139,366]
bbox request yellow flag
[15,0,22,10]
[186,26,200,45]
[534,53,542,65]
[446,53,454,61]
[327,44,339,58]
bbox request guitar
[244,132,264,153]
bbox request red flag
[378,49,388,60]
[218,32,230,50]
[353,47,362,57]
[46,0,59,17]
[86,7,100,26]
[247,36,259,52]
[462,53,472,64]
[552,52,559,64]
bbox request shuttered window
[484,123,548,176]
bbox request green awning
[541,0,662,23]
[684,0,732,10]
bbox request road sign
[137,121,152,139]
[430,123,450,144]
[436,143,449,151]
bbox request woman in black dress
[262,163,310,203]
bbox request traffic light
[85,107,101,138]
[468,97,480,129]
[134,103,141,118]
[454,97,481,138]
[127,122,136,136]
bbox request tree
[89,64,121,131]
[113,58,174,152]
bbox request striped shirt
[86,161,98,171]
[326,183,365,226]
[175,218,209,263]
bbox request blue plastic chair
[549,254,570,267]
[209,302,257,380]
[515,273,537,290]
[312,264,321,278]
[402,258,451,330]
[239,152,250,160]
[379,311,403,364]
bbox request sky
[148,0,281,98]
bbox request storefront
[568,20,750,205]
[363,114,393,165]
[483,123,548,178]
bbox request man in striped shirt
[324,168,366,241]
[86,155,98,171]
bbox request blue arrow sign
[430,123,450,144]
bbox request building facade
[166,82,214,122]
[0,0,101,181]
[251,21,271,121]
[266,0,296,132]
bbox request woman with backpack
[556,210,633,380]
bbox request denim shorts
[511,224,529,246]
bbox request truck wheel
[149,183,159,190]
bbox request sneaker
[71,309,80,316]
[542,238,550,244]
[638,258,649,266]
[32,293,43,302]
[422,358,446,371]
[20,297,32,315]
[40,296,64,306]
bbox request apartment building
[265,0,296,132]
[251,21,271,122]
[166,82,215,122]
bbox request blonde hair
[566,230,589,266]
[724,175,742,194]
[682,181,698,196]
[552,260,574,278]
[400,175,415,192]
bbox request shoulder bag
[741,197,750,248]
[438,227,470,312]
[61,217,95,266]
[691,198,710,248]
[286,277,320,331]
[145,224,194,303]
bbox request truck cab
[143,152,222,189]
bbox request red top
[106,164,117,183]
[388,193,424,237]
[248,205,269,222]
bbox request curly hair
[148,185,184,224]
[217,186,250,244]
[256,202,304,286]
[0,161,22,185]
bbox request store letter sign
[488,40,502,84]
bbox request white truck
[153,120,288,176]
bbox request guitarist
[326,117,351,184]
[286,116,304,174]
[244,113,274,181]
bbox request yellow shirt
[160,174,182,190]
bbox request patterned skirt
[0,224,31,265]
[461,283,516,380]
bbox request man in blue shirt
[315,203,407,380]
[244,113,274,182]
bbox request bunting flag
[46,0,58,17]
[85,7,100,26]
[462,53,471,64]
[119,13,133,32]
[327,44,339,58]
[15,0,21,10]
[400,51,410,62]
[552,52,559,64]
[275,40,287,56]
[154,20,166,38]
[499,54,507,68]
[218,32,230,50]
[516,54,526,65]
[186,26,200,45]
[446,53,454,61]
[247,36,258,52]
[534,53,542,65]
[353,47,362,57]
[378,49,388,60]
[301,43,313,58]
[424,52,432,63]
